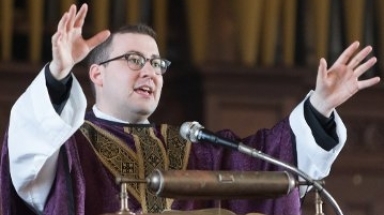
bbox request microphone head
[179,121,203,142]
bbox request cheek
[112,70,136,86]
[105,73,134,96]
[156,78,164,95]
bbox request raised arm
[291,42,380,196]
[7,4,109,213]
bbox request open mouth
[134,86,154,96]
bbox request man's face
[94,33,164,123]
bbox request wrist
[309,93,333,117]
[49,61,73,80]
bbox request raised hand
[310,41,381,117]
[49,4,110,80]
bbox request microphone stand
[101,178,148,215]
[237,143,343,215]
[315,187,325,215]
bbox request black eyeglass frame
[98,51,171,75]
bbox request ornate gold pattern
[80,121,191,213]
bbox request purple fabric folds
[0,112,301,215]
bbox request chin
[136,107,155,117]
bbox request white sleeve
[8,66,87,213]
[289,91,346,196]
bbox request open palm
[310,42,380,117]
[50,4,110,80]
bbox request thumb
[86,30,111,50]
[317,58,328,80]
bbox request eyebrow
[126,50,161,59]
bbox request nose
[139,61,157,77]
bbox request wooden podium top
[102,208,265,215]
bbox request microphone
[179,121,238,150]
[179,121,345,215]
[179,121,281,164]
[179,121,310,178]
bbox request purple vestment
[1,112,301,215]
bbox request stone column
[93,0,110,32]
[374,0,384,72]
[1,0,13,61]
[260,0,281,66]
[185,0,210,65]
[342,0,365,45]
[282,0,297,66]
[312,0,331,61]
[234,0,264,66]
[61,0,76,14]
[127,0,141,24]
[153,0,168,56]
[28,0,44,63]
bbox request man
[0,3,380,215]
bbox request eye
[126,54,144,66]
[151,59,165,69]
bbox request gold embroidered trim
[80,122,141,202]
[160,124,191,208]
[80,121,191,213]
[124,126,168,213]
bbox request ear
[89,64,104,87]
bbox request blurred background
[1,0,384,214]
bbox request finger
[86,30,111,50]
[358,77,381,90]
[66,4,77,32]
[57,12,69,32]
[354,57,377,77]
[318,58,328,80]
[74,3,88,28]
[347,45,373,69]
[51,31,61,48]
[333,41,360,66]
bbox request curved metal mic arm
[237,143,343,215]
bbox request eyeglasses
[98,52,171,75]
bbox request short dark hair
[87,23,157,67]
